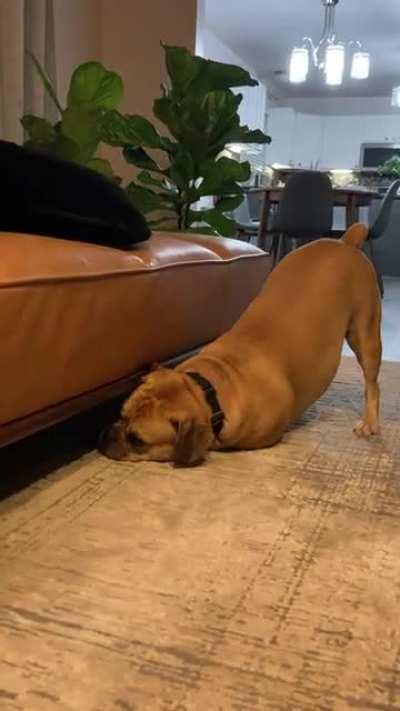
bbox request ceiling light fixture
[289,0,370,86]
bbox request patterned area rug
[1,357,400,711]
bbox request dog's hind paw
[353,420,380,438]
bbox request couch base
[0,347,199,450]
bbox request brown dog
[99,224,382,466]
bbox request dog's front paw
[353,420,380,438]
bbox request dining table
[248,185,381,250]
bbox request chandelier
[289,0,370,86]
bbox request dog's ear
[173,419,210,468]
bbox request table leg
[346,195,359,228]
[257,193,271,250]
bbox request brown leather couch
[0,231,271,447]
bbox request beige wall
[100,0,197,179]
[0,0,24,142]
[53,0,101,107]
[52,0,197,179]
[100,0,197,117]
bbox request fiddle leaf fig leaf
[126,183,174,215]
[21,114,55,143]
[163,44,202,97]
[189,207,237,237]
[68,61,123,109]
[123,146,161,172]
[199,157,251,196]
[100,110,164,148]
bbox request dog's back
[234,232,378,337]
[205,226,381,420]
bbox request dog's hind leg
[346,304,382,437]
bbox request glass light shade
[391,86,400,108]
[325,43,345,86]
[289,47,309,83]
[351,51,370,80]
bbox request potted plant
[378,155,400,179]
[100,45,271,235]
[21,55,123,180]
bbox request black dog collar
[186,371,225,437]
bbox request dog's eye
[127,431,145,447]
[170,419,180,433]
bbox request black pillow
[1,140,151,248]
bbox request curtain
[0,0,57,143]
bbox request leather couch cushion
[0,231,271,427]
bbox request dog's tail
[341,223,369,249]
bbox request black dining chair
[365,179,400,297]
[270,171,334,267]
[232,194,260,242]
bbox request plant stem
[176,188,183,230]
[183,200,191,231]
[28,52,64,116]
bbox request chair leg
[270,234,279,267]
[276,234,285,264]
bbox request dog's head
[99,368,213,467]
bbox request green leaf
[67,62,123,109]
[86,157,114,177]
[190,208,237,237]
[24,134,81,162]
[61,104,102,162]
[153,97,181,139]
[168,149,195,190]
[21,114,55,143]
[217,195,244,212]
[190,56,259,94]
[47,135,81,162]
[199,90,243,150]
[199,157,251,196]
[100,110,133,146]
[100,110,163,148]
[123,146,161,172]
[202,90,242,128]
[162,45,258,95]
[126,183,174,215]
[163,45,202,97]
[378,156,400,177]
[210,127,271,156]
[121,115,163,148]
[137,170,167,189]
[28,52,63,114]
[155,98,210,159]
[205,59,258,88]
[215,181,244,197]
[136,171,179,199]
[222,127,271,147]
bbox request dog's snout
[98,422,126,460]
[99,424,112,448]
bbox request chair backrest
[369,179,400,240]
[233,194,252,225]
[273,170,333,238]
[247,191,262,221]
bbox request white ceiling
[204,0,400,100]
